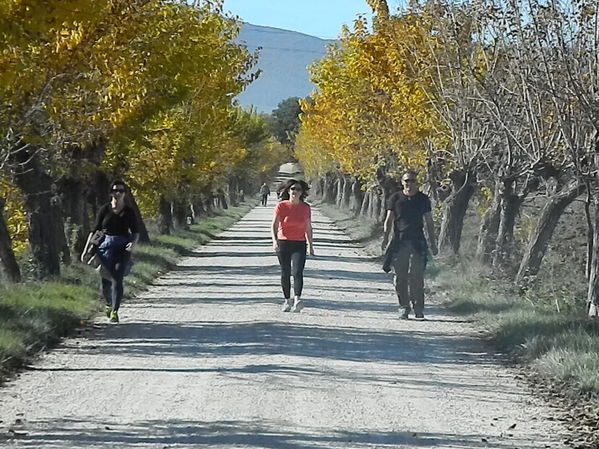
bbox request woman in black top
[93,180,139,323]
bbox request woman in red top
[271,179,314,312]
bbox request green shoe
[109,311,119,323]
[105,305,112,318]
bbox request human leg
[392,242,411,317]
[289,241,307,312]
[277,240,293,300]
[101,278,112,316]
[290,241,307,297]
[110,250,130,312]
[407,242,426,316]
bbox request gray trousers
[391,240,425,313]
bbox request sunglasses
[289,186,302,191]
[111,188,126,193]
[402,179,417,183]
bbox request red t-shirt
[274,201,311,241]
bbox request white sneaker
[282,299,292,312]
[291,298,304,313]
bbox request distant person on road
[92,180,139,323]
[259,182,270,206]
[271,179,314,312]
[381,170,437,320]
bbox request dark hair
[402,170,418,180]
[278,179,309,201]
[109,179,127,192]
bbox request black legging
[101,249,130,312]
[277,240,307,299]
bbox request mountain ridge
[235,23,335,113]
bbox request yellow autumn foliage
[0,0,270,251]
[0,178,27,255]
[297,1,448,185]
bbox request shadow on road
[78,320,490,369]
[3,417,539,449]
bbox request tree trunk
[51,192,70,265]
[349,178,363,213]
[192,195,206,221]
[369,187,383,222]
[375,167,398,222]
[172,200,190,231]
[312,178,323,198]
[12,148,61,278]
[360,191,370,216]
[585,187,593,279]
[229,178,238,207]
[323,173,336,203]
[492,181,524,272]
[217,189,228,209]
[93,170,111,212]
[475,182,501,264]
[0,198,21,282]
[368,188,377,220]
[341,175,352,209]
[587,200,599,308]
[60,178,89,256]
[516,181,585,283]
[335,174,344,206]
[438,171,475,254]
[158,195,173,235]
[204,193,215,216]
[125,191,150,243]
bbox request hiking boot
[399,308,410,319]
[109,311,119,323]
[105,305,112,318]
[291,298,304,313]
[282,299,292,312]
[415,312,425,319]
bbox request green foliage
[269,97,304,145]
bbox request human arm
[382,210,394,251]
[125,208,140,252]
[305,219,314,256]
[125,233,139,252]
[271,215,280,252]
[424,211,437,255]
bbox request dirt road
[0,199,569,448]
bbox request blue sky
[222,0,394,40]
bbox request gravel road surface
[0,199,569,448]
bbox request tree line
[296,0,599,306]
[0,0,289,282]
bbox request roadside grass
[316,201,599,402]
[435,263,599,398]
[0,201,255,380]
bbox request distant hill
[235,23,335,113]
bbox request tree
[269,97,304,145]
[298,3,443,220]
[0,0,260,275]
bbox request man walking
[382,170,437,319]
[259,182,270,206]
